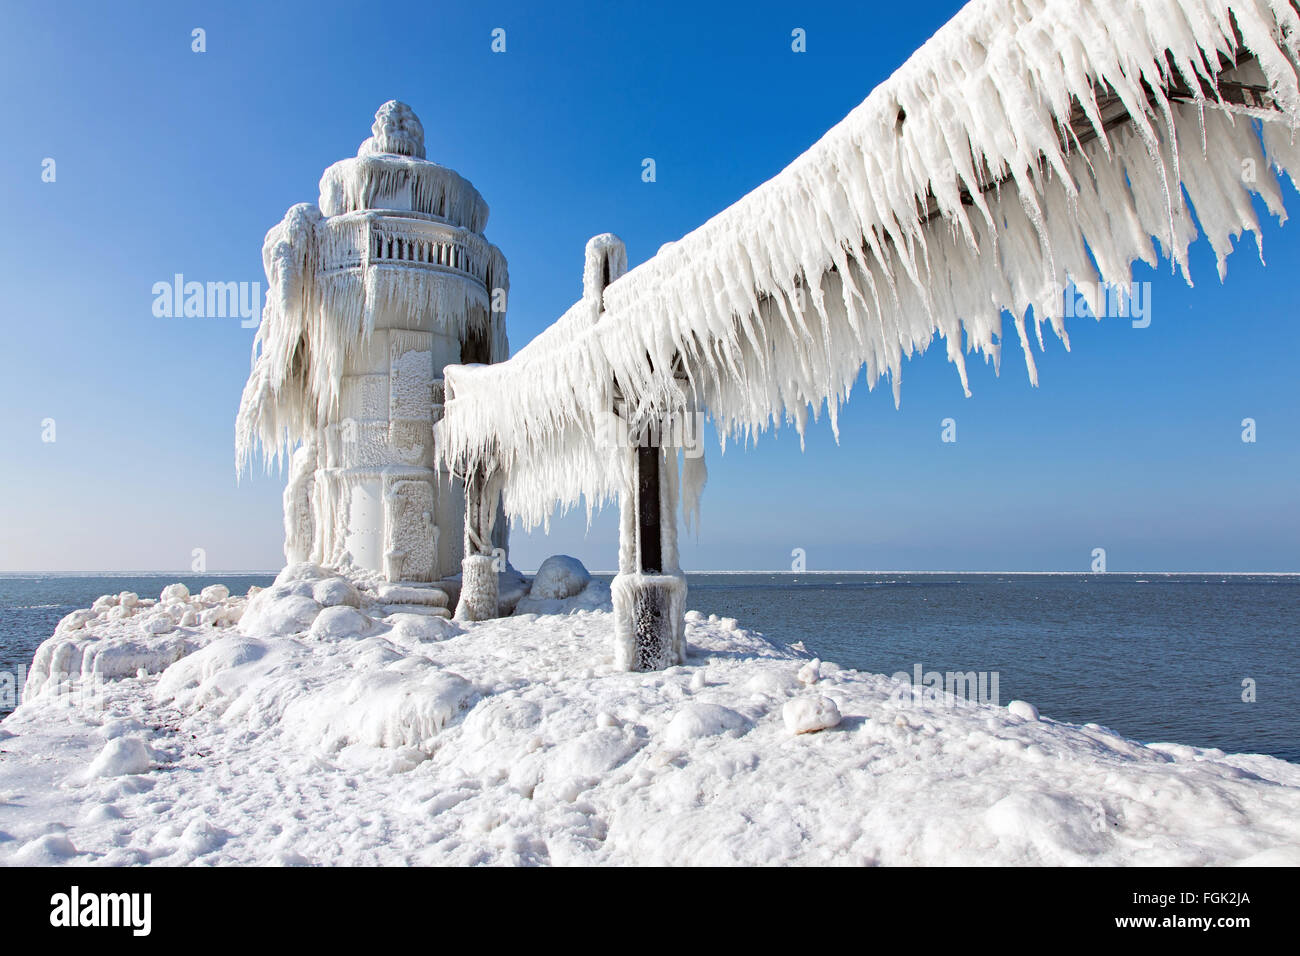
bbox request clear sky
[1,0,1297,573]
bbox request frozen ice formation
[84,737,154,779]
[360,100,427,159]
[437,0,1300,535]
[1008,699,1041,721]
[236,101,509,584]
[7,577,1300,865]
[527,555,591,601]
[783,696,843,735]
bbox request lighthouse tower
[237,102,509,584]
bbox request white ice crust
[528,555,592,601]
[3,577,1299,865]
[437,0,1300,532]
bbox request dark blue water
[2,572,1296,762]
[677,572,1299,763]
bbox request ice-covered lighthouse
[236,102,509,584]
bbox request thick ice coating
[436,0,1300,531]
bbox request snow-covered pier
[5,571,1300,865]
[6,0,1300,868]
[229,1,1300,670]
[435,0,1300,667]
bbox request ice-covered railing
[438,0,1300,530]
[235,100,509,476]
[236,203,508,473]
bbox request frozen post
[455,461,499,621]
[611,410,687,671]
[580,236,687,671]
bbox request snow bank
[527,555,591,600]
[3,575,1299,865]
[437,0,1300,531]
[155,636,269,704]
[239,565,362,639]
[664,702,751,747]
[782,696,842,735]
[84,737,154,779]
[21,581,259,699]
[283,667,476,753]
[309,606,373,641]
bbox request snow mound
[664,702,751,747]
[5,574,1300,866]
[389,613,460,644]
[284,667,476,753]
[537,727,643,800]
[1008,700,1040,721]
[200,584,230,603]
[160,583,190,604]
[308,606,372,641]
[85,737,154,779]
[376,585,447,607]
[783,696,842,735]
[312,577,360,608]
[240,590,322,639]
[156,636,268,702]
[13,833,79,865]
[528,556,591,600]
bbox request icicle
[422,0,1300,532]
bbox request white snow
[2,572,1299,865]
[435,0,1300,533]
[84,737,154,779]
[796,658,822,685]
[664,702,752,748]
[1008,699,1041,721]
[527,555,591,601]
[159,583,190,604]
[309,605,373,641]
[200,584,230,603]
[783,696,843,735]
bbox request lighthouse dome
[359,100,426,158]
[317,101,490,232]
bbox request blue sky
[1,0,1296,573]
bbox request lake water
[2,571,1295,762]
[678,572,1298,763]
